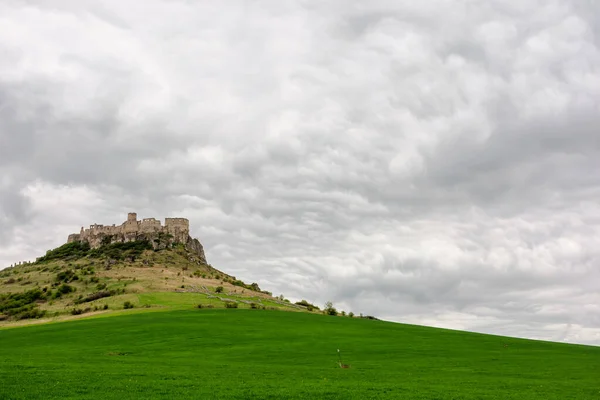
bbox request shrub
[215,286,224,293]
[0,288,48,320]
[250,303,259,309]
[103,304,109,310]
[3,278,16,285]
[56,270,78,283]
[361,315,379,320]
[324,301,338,316]
[295,299,319,309]
[57,284,75,295]
[17,308,46,320]
[123,301,134,309]
[88,240,152,261]
[71,308,83,315]
[348,312,354,318]
[74,291,113,304]
[224,301,238,309]
[249,283,261,292]
[35,242,91,263]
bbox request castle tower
[164,218,190,243]
[123,212,139,234]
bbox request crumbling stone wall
[140,218,162,233]
[67,212,206,264]
[165,218,190,243]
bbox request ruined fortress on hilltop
[67,212,206,263]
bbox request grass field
[1,310,599,399]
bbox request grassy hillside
[0,309,598,399]
[2,240,598,399]
[0,241,306,325]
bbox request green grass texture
[1,309,598,399]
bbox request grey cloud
[0,181,32,242]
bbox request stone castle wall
[68,213,189,248]
[66,212,206,264]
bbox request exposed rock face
[185,237,207,264]
[67,212,207,263]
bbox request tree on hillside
[324,301,338,316]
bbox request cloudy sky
[1,0,600,345]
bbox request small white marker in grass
[337,349,350,369]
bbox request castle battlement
[64,212,206,264]
[68,212,191,248]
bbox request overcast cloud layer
[1,0,600,345]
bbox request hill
[2,215,599,399]
[1,310,599,399]
[0,240,308,325]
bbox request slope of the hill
[0,310,598,400]
[0,241,306,325]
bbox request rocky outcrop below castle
[67,213,207,264]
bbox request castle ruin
[67,213,206,263]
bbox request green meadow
[1,309,598,399]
